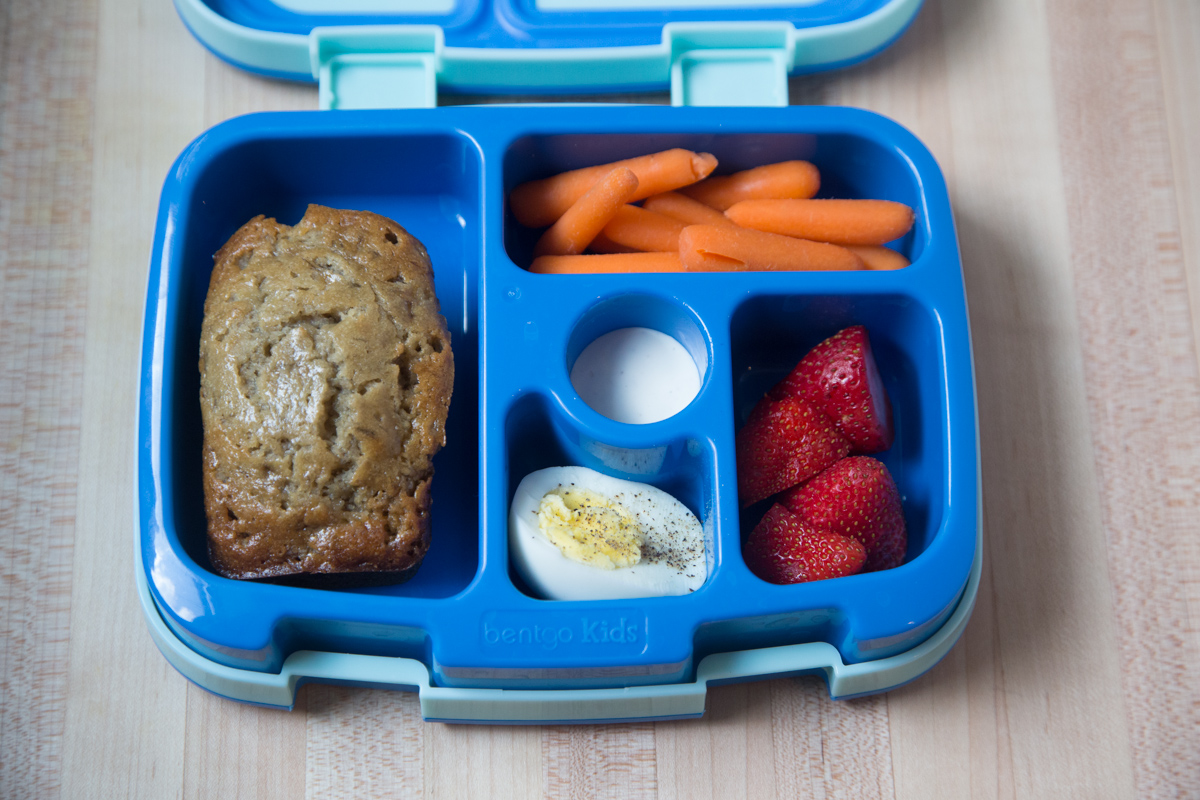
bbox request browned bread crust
[199,205,453,581]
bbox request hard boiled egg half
[509,466,707,601]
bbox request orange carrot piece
[529,252,684,275]
[587,232,640,254]
[532,167,639,258]
[510,149,718,228]
[725,198,915,246]
[642,191,736,227]
[847,245,910,271]
[678,225,864,272]
[679,161,820,210]
[601,205,687,252]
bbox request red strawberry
[769,325,893,454]
[778,456,907,571]
[743,503,867,584]
[736,396,851,507]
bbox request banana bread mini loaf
[199,205,453,583]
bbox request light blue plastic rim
[171,0,922,91]
[135,501,982,723]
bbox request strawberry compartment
[728,293,943,564]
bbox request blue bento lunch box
[137,0,980,724]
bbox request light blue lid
[173,0,923,105]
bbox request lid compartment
[175,0,924,95]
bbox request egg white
[509,466,707,601]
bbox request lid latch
[311,26,443,110]
[666,23,793,107]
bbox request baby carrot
[587,232,640,254]
[530,252,684,275]
[847,245,910,271]
[532,167,639,258]
[510,149,718,228]
[679,161,820,210]
[642,191,736,227]
[678,224,865,272]
[724,198,915,246]
[601,205,687,252]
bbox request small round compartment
[566,294,710,424]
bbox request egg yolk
[537,486,644,569]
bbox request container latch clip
[311,26,443,110]
[665,23,793,107]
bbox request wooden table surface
[3,0,1199,797]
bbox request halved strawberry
[778,455,907,571]
[769,325,894,454]
[736,395,851,507]
[743,503,867,584]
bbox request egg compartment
[416,281,725,688]
[140,105,976,693]
[432,390,719,689]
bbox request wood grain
[937,0,1138,794]
[0,1,94,798]
[1,0,1199,796]
[304,688,422,796]
[184,690,308,800]
[58,0,206,797]
[769,681,896,798]
[542,722,658,799]
[1045,0,1200,796]
[424,717,544,798]
[1153,0,1200,692]
[654,683,780,799]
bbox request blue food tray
[138,104,980,721]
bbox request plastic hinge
[665,22,793,107]
[310,26,443,109]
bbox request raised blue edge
[135,506,982,722]
[172,0,923,92]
